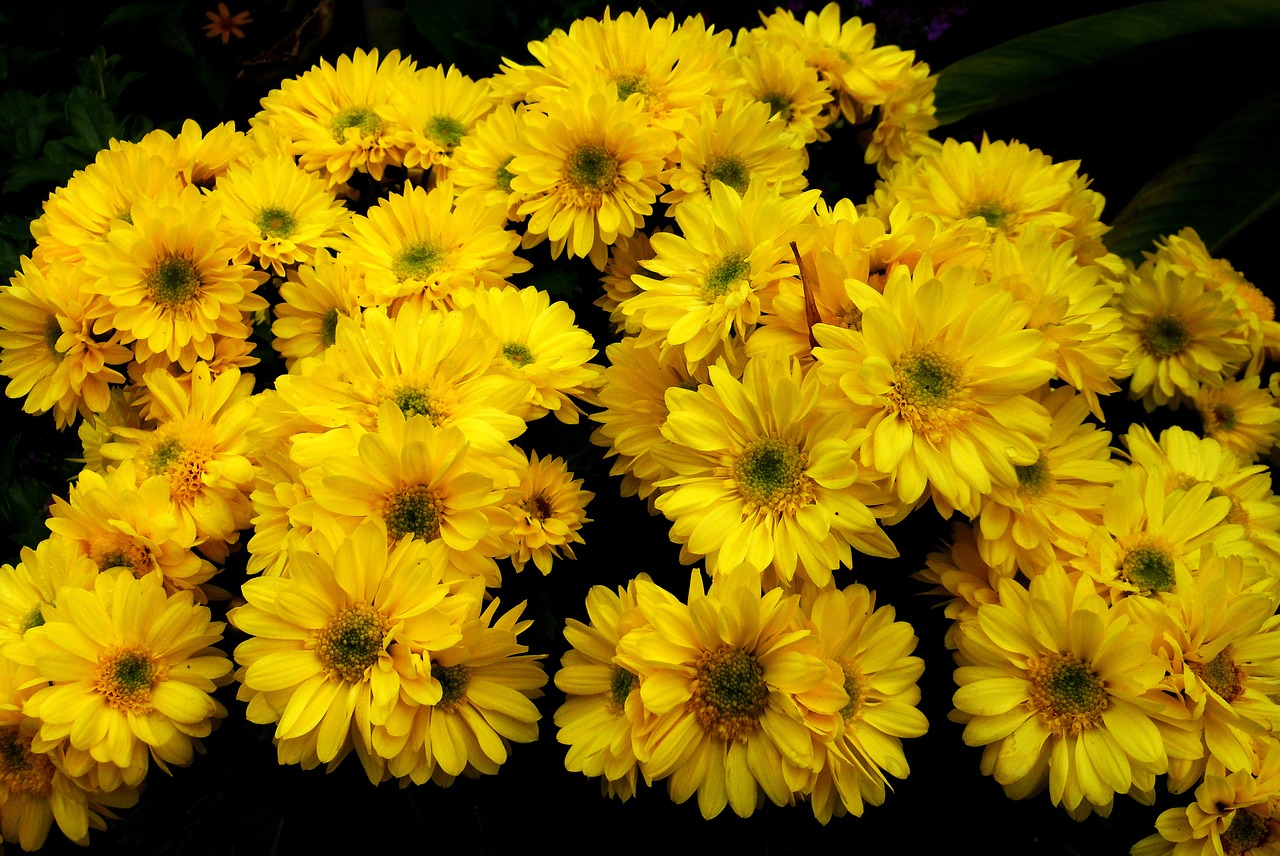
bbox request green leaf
[104,1,177,26]
[1104,87,1280,262]
[934,0,1280,125]
[64,86,120,155]
[156,12,196,57]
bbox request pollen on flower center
[330,105,383,143]
[256,205,297,239]
[503,342,535,368]
[390,384,446,424]
[703,251,750,300]
[1192,647,1244,702]
[890,348,972,439]
[522,491,553,521]
[382,483,444,542]
[144,422,217,505]
[1222,809,1270,855]
[95,646,163,712]
[394,241,444,282]
[613,73,651,101]
[705,156,750,194]
[320,307,341,347]
[43,318,65,360]
[1015,454,1050,497]
[146,255,202,307]
[91,533,153,576]
[1121,541,1175,593]
[565,144,619,194]
[735,437,807,510]
[760,93,793,121]
[426,115,466,149]
[1140,315,1190,358]
[315,603,388,683]
[608,665,637,710]
[690,646,769,741]
[1027,652,1107,736]
[0,727,53,796]
[965,200,1010,229]
[431,662,470,709]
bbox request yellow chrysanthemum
[729,34,834,145]
[554,578,650,800]
[656,354,897,588]
[138,119,253,190]
[1196,375,1280,463]
[388,64,496,173]
[17,571,230,790]
[270,249,365,370]
[951,566,1179,818]
[448,103,527,219]
[597,229,658,335]
[498,449,592,575]
[82,185,267,371]
[616,569,847,819]
[509,83,671,269]
[0,534,98,649]
[814,260,1055,517]
[861,58,942,175]
[913,521,1012,649]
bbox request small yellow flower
[203,3,252,44]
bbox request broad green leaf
[1105,87,1280,262]
[65,86,119,155]
[935,0,1280,125]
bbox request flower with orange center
[203,3,251,43]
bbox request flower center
[964,200,1010,229]
[431,662,470,709]
[144,422,217,506]
[522,491,553,521]
[91,533,153,577]
[0,727,53,796]
[390,384,447,424]
[1141,315,1190,358]
[146,255,202,307]
[565,144,619,194]
[255,205,297,239]
[609,665,637,710]
[382,483,444,542]
[1121,541,1175,593]
[44,318,65,360]
[613,73,651,101]
[1208,404,1238,432]
[703,251,750,300]
[496,156,516,193]
[889,348,972,440]
[760,93,792,121]
[1015,454,1050,497]
[95,645,163,712]
[426,115,466,149]
[1027,652,1107,736]
[840,663,862,722]
[330,105,383,143]
[320,307,341,348]
[1192,647,1244,703]
[1223,809,1271,855]
[315,603,388,683]
[394,242,444,282]
[690,646,769,741]
[735,437,806,510]
[706,156,749,195]
[503,342,535,368]
[833,304,863,331]
[1211,486,1250,526]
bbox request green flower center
[1015,455,1050,497]
[426,115,466,149]
[565,144,619,193]
[706,156,749,194]
[95,646,161,712]
[431,662,470,709]
[390,385,444,424]
[496,156,516,193]
[320,307,341,348]
[394,242,444,282]
[315,604,387,683]
[146,255,202,307]
[614,73,651,101]
[503,342,534,368]
[761,93,793,121]
[1122,542,1175,593]
[691,646,769,741]
[609,665,637,709]
[149,437,183,472]
[964,200,1010,229]
[1141,315,1190,358]
[735,437,805,509]
[1027,652,1107,736]
[1222,810,1270,855]
[703,251,750,300]
[330,105,383,143]
[256,205,296,239]
[896,349,960,408]
[383,483,444,542]
[1210,403,1238,432]
[1192,647,1243,702]
[0,727,52,795]
[43,318,65,360]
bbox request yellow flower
[18,571,230,790]
[655,354,897,588]
[729,34,834,145]
[270,249,365,370]
[597,229,658,336]
[448,103,528,219]
[0,534,98,650]
[140,119,253,190]
[952,566,1176,818]
[913,521,1011,649]
[862,58,942,175]
[1196,374,1280,464]
[203,3,251,44]
[388,64,496,173]
[498,449,592,575]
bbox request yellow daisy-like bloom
[75,386,143,476]
[862,58,942,176]
[270,249,365,370]
[375,595,546,785]
[509,83,672,270]
[655,354,897,589]
[1120,259,1252,410]
[389,64,496,173]
[554,578,650,800]
[597,229,658,335]
[306,402,507,587]
[0,257,130,428]
[212,152,350,276]
[340,180,529,309]
[814,260,1055,517]
[622,180,819,368]
[46,460,216,600]
[616,568,847,819]
[913,521,1012,650]
[82,185,267,371]
[17,571,230,789]
[244,441,309,578]
[729,34,834,145]
[1196,374,1280,463]
[100,363,256,555]
[879,135,1109,263]
[952,566,1176,818]
[139,119,254,190]
[0,534,98,650]
[254,48,417,189]
[230,518,471,784]
[498,449,593,575]
[0,655,139,850]
[660,94,807,215]
[973,385,1121,576]
[460,284,603,424]
[448,103,528,219]
[805,582,928,823]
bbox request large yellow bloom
[388,64,496,173]
[270,249,365,370]
[0,534,98,649]
[656,354,897,588]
